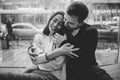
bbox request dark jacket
[66,23,98,80]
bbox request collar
[71,28,80,36]
[71,22,85,36]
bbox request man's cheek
[66,26,72,30]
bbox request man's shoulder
[82,23,97,32]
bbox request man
[64,1,113,80]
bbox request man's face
[64,13,80,31]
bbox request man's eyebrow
[69,22,75,25]
[54,17,57,20]
[66,20,74,24]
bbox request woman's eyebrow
[53,18,58,21]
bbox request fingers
[56,33,66,38]
[54,33,60,39]
[68,52,79,58]
[63,44,79,50]
[62,43,79,52]
[53,37,57,42]
[53,33,67,45]
[53,33,59,42]
[53,33,63,43]
[62,43,71,46]
[54,33,66,40]
[55,33,60,36]
[67,54,74,58]
[71,48,79,51]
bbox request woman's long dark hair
[43,11,65,36]
[42,11,76,48]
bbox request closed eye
[58,22,64,26]
[53,19,57,23]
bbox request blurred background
[0,0,120,72]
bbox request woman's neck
[49,32,56,38]
[49,32,54,36]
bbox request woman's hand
[57,43,79,58]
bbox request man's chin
[65,26,72,30]
[65,28,73,33]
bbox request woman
[26,10,78,80]
[26,11,67,80]
[0,11,78,80]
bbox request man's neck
[71,22,85,36]
[71,28,80,36]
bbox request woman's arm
[29,34,48,64]
[31,34,66,64]
[32,34,79,64]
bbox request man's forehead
[64,13,78,22]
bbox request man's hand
[53,33,67,45]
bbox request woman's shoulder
[34,33,49,41]
[35,33,42,38]
[34,33,43,41]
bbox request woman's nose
[55,22,58,26]
[53,22,58,28]
[64,21,68,27]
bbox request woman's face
[49,14,64,34]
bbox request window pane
[95,25,119,66]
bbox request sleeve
[69,27,98,64]
[52,56,66,70]
[30,34,66,70]
[28,34,45,64]
[32,34,44,55]
[81,27,98,54]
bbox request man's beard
[65,25,80,33]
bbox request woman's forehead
[53,14,63,21]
